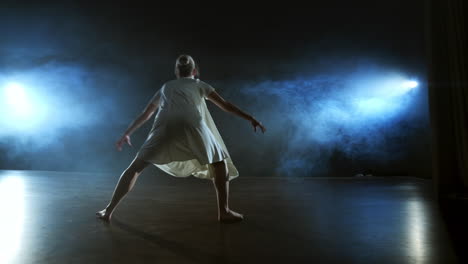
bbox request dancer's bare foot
[219,209,244,223]
[96,208,112,222]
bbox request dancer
[96,55,266,223]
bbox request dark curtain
[427,0,468,199]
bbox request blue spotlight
[393,80,418,96]
[1,81,49,133]
[347,76,419,117]
[402,80,419,89]
[3,82,32,117]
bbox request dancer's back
[153,77,214,128]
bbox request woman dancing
[96,55,266,223]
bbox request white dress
[136,77,239,181]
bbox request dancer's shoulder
[195,78,213,86]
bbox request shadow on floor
[112,217,239,264]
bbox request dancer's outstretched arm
[207,91,266,133]
[116,99,160,151]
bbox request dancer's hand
[116,134,132,151]
[250,118,266,133]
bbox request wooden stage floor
[0,170,459,264]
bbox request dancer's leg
[96,156,150,222]
[211,160,243,222]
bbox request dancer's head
[175,55,198,78]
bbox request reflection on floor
[0,170,459,264]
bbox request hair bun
[178,56,190,65]
[175,55,196,77]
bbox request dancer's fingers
[116,139,124,151]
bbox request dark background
[0,1,430,177]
